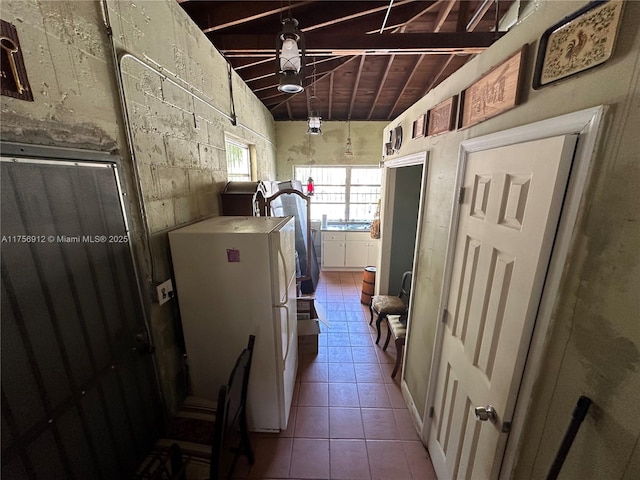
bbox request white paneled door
[428,135,578,479]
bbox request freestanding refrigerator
[168,216,298,432]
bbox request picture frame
[459,46,526,129]
[426,96,457,136]
[532,0,624,89]
[412,114,426,139]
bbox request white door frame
[378,151,428,418]
[378,151,429,295]
[422,106,605,477]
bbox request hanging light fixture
[307,59,322,135]
[276,17,305,94]
[307,112,322,135]
[344,119,353,156]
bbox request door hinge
[458,186,465,204]
[429,406,434,418]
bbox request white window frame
[225,136,252,181]
[293,165,381,222]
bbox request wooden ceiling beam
[212,32,503,56]
[199,1,314,33]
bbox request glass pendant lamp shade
[276,18,305,94]
[307,113,322,135]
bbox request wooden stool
[382,315,407,379]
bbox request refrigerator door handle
[276,246,289,305]
[274,303,290,362]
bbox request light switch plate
[156,279,174,305]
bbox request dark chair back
[399,271,412,303]
[212,335,256,479]
[209,385,230,480]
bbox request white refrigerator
[168,216,298,432]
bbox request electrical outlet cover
[157,279,174,305]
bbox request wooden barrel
[360,266,377,305]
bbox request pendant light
[307,59,322,135]
[276,17,305,94]
[344,119,353,156]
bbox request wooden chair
[369,271,412,345]
[382,315,407,379]
[135,335,256,480]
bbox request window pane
[226,140,251,181]
[351,168,381,185]
[293,165,381,222]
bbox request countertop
[321,223,371,232]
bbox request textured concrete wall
[386,1,639,477]
[0,0,277,413]
[275,121,386,179]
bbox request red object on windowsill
[306,177,314,196]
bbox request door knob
[474,405,497,423]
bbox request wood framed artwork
[426,96,457,136]
[459,46,526,129]
[532,1,624,89]
[412,114,426,139]
[1,19,33,101]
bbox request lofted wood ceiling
[177,0,517,121]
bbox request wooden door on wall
[1,153,163,479]
[428,135,578,479]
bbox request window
[225,137,251,181]
[294,166,381,222]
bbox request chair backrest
[226,335,256,429]
[398,271,412,303]
[209,384,230,480]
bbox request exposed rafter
[177,0,516,121]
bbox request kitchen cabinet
[322,231,379,269]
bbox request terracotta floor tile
[247,437,292,479]
[353,363,384,383]
[330,439,370,479]
[366,440,413,480]
[289,438,330,479]
[393,408,420,440]
[385,383,406,409]
[329,407,365,438]
[351,346,380,363]
[357,383,391,408]
[329,362,357,382]
[327,346,353,363]
[361,408,401,440]
[249,273,439,479]
[298,362,328,383]
[293,406,329,439]
[328,332,352,347]
[297,382,329,407]
[328,383,360,407]
[402,441,438,479]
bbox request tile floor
[234,271,437,480]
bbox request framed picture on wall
[412,114,426,138]
[532,0,625,89]
[459,46,526,129]
[426,96,457,136]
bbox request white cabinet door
[366,241,379,266]
[345,242,369,267]
[323,241,345,267]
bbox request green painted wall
[385,1,639,477]
[275,121,386,179]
